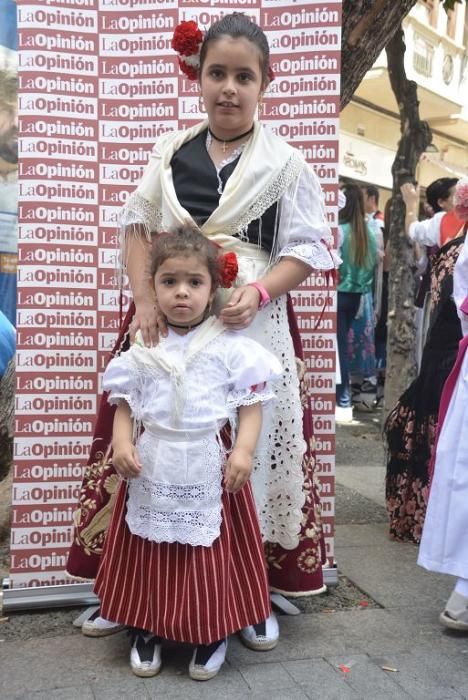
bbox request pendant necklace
[208,125,254,153]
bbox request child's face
[154,255,214,327]
[199,36,264,139]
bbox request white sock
[454,577,468,597]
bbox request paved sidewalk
[1,416,467,699]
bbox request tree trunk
[341,0,417,109]
[383,28,432,415]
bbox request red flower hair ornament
[171,19,276,83]
[218,251,238,288]
[171,21,204,81]
[454,177,468,222]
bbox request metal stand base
[1,563,338,613]
[1,578,98,613]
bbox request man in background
[0,68,18,326]
[362,184,385,233]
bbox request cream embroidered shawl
[122,119,306,249]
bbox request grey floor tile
[283,658,359,699]
[12,687,95,700]
[247,688,310,700]
[369,651,465,700]
[239,662,295,690]
[325,654,412,698]
[92,677,150,700]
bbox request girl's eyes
[161,278,204,287]
[208,69,253,83]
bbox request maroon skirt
[67,297,326,595]
[95,480,271,644]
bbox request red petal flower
[219,251,239,288]
[177,57,198,81]
[454,178,468,222]
[172,21,203,57]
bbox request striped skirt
[94,479,271,645]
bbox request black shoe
[129,629,162,677]
[189,638,228,681]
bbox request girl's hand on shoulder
[219,285,260,329]
[131,298,167,347]
[112,441,142,479]
[224,447,253,493]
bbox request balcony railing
[413,35,435,77]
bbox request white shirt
[408,212,445,248]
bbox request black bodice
[171,130,277,252]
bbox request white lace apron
[126,423,224,547]
[215,242,307,550]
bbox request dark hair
[339,182,371,267]
[151,225,221,290]
[426,177,458,213]
[364,185,379,205]
[199,12,270,86]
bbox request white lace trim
[279,240,340,271]
[224,153,304,238]
[120,190,162,242]
[227,386,276,410]
[126,478,223,548]
[106,392,141,420]
[240,293,307,550]
[126,427,224,547]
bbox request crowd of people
[1,9,468,683]
[334,167,468,630]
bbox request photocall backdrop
[11,0,341,590]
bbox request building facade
[340,0,468,207]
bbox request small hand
[224,447,253,493]
[219,285,261,329]
[112,442,142,479]
[131,298,167,347]
[400,182,419,211]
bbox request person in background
[405,178,460,371]
[336,182,378,422]
[373,198,392,407]
[417,177,468,630]
[0,68,18,326]
[362,184,385,233]
[0,309,14,480]
[385,177,464,543]
[347,185,385,410]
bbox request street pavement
[0,413,467,699]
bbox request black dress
[385,236,464,543]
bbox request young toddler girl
[94,225,282,680]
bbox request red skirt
[95,480,271,645]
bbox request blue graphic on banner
[0,308,14,376]
[0,0,17,51]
